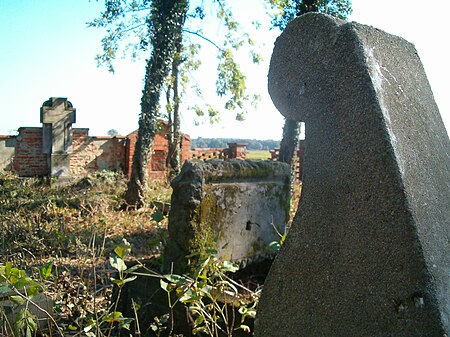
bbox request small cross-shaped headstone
[40,97,76,177]
[40,97,76,154]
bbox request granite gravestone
[255,13,449,336]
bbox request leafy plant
[159,254,258,336]
[0,261,61,337]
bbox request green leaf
[268,241,281,252]
[163,274,190,285]
[102,311,123,323]
[122,276,137,284]
[151,210,165,223]
[26,284,40,297]
[126,264,141,273]
[40,260,53,280]
[110,255,127,272]
[238,324,251,333]
[160,279,171,292]
[114,239,131,259]
[10,295,26,305]
[179,288,200,303]
[13,277,34,290]
[221,260,239,273]
[0,284,11,294]
[111,278,124,287]
[194,315,204,327]
[5,262,12,279]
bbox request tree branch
[183,29,222,50]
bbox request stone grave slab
[255,13,449,336]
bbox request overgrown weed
[0,171,265,336]
[0,171,168,336]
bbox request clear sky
[0,0,448,140]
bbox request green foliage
[267,0,353,30]
[159,254,258,336]
[89,0,261,125]
[1,173,265,336]
[110,239,138,287]
[0,262,56,337]
[107,129,119,136]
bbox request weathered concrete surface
[166,159,290,271]
[1,292,53,331]
[0,136,16,172]
[255,13,449,336]
[40,97,76,177]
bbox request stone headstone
[166,159,290,272]
[40,97,76,177]
[255,13,449,336]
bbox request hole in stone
[246,221,252,231]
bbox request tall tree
[165,32,183,178]
[268,0,352,166]
[126,0,188,207]
[90,1,260,207]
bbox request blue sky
[0,0,448,139]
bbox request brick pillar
[227,142,247,159]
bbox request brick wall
[2,124,193,179]
[70,129,126,176]
[126,130,191,180]
[269,142,305,182]
[191,143,247,161]
[13,127,49,176]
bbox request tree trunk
[167,35,183,179]
[124,0,188,208]
[278,118,300,165]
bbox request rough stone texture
[255,13,449,336]
[166,159,290,271]
[1,292,53,330]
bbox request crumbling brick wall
[70,129,126,176]
[13,127,48,176]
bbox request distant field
[246,150,271,160]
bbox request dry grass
[0,171,169,336]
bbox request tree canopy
[268,0,352,30]
[89,0,261,123]
[90,0,263,207]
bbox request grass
[0,171,167,336]
[0,168,298,336]
[245,150,272,160]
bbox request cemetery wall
[1,126,192,179]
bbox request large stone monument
[166,159,291,271]
[40,97,76,177]
[255,13,449,336]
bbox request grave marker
[40,97,76,177]
[166,159,291,272]
[255,13,449,336]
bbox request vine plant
[89,0,262,207]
